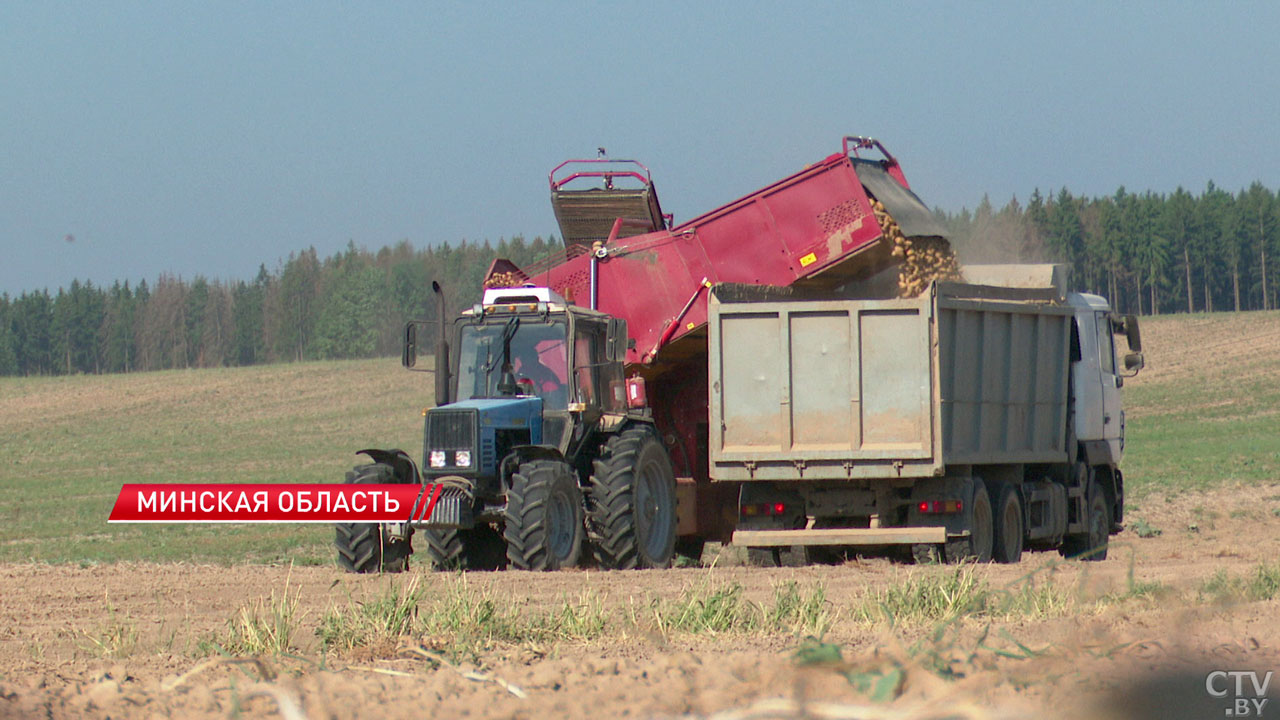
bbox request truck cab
[1067,292,1144,534]
[1068,292,1143,464]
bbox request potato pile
[484,271,525,289]
[871,198,962,297]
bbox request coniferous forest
[2,181,1278,377]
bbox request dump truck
[333,136,1142,572]
[711,268,1144,564]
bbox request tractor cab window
[574,322,604,406]
[455,318,569,410]
[574,319,626,412]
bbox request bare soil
[2,485,1279,720]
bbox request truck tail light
[917,500,963,514]
[626,376,647,409]
[741,502,788,517]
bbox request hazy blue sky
[3,2,1279,294]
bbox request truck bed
[708,282,1074,482]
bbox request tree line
[0,237,558,376]
[2,180,1279,376]
[943,182,1280,317]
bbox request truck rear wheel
[944,479,993,563]
[504,459,584,571]
[912,544,943,564]
[746,546,806,567]
[587,426,677,569]
[424,525,507,571]
[992,484,1024,564]
[1061,480,1110,561]
[335,463,412,573]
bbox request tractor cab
[407,286,629,503]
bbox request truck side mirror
[1123,352,1144,373]
[1122,314,1142,352]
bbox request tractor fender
[599,417,659,444]
[499,445,566,490]
[356,448,420,484]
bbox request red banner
[107,484,443,523]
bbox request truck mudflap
[732,526,946,547]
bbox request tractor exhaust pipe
[432,281,452,405]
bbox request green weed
[767,581,835,637]
[649,581,755,635]
[211,577,304,655]
[645,577,834,638]
[410,579,611,660]
[1200,562,1280,603]
[318,576,425,651]
[80,593,138,658]
[853,566,992,625]
[1129,517,1162,538]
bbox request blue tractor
[334,283,679,572]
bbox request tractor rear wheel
[587,426,678,569]
[334,463,412,573]
[504,459,584,571]
[424,524,507,571]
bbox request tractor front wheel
[424,525,508,571]
[504,459,584,571]
[335,463,412,573]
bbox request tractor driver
[511,339,568,408]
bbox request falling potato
[872,196,961,298]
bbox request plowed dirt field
[2,482,1279,719]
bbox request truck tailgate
[709,293,941,482]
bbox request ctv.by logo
[1206,670,1273,717]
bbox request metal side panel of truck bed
[708,283,1074,482]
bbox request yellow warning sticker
[799,252,817,267]
[686,322,696,330]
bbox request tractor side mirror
[606,317,629,362]
[403,323,417,368]
[403,320,437,373]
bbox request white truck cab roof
[1067,292,1112,312]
